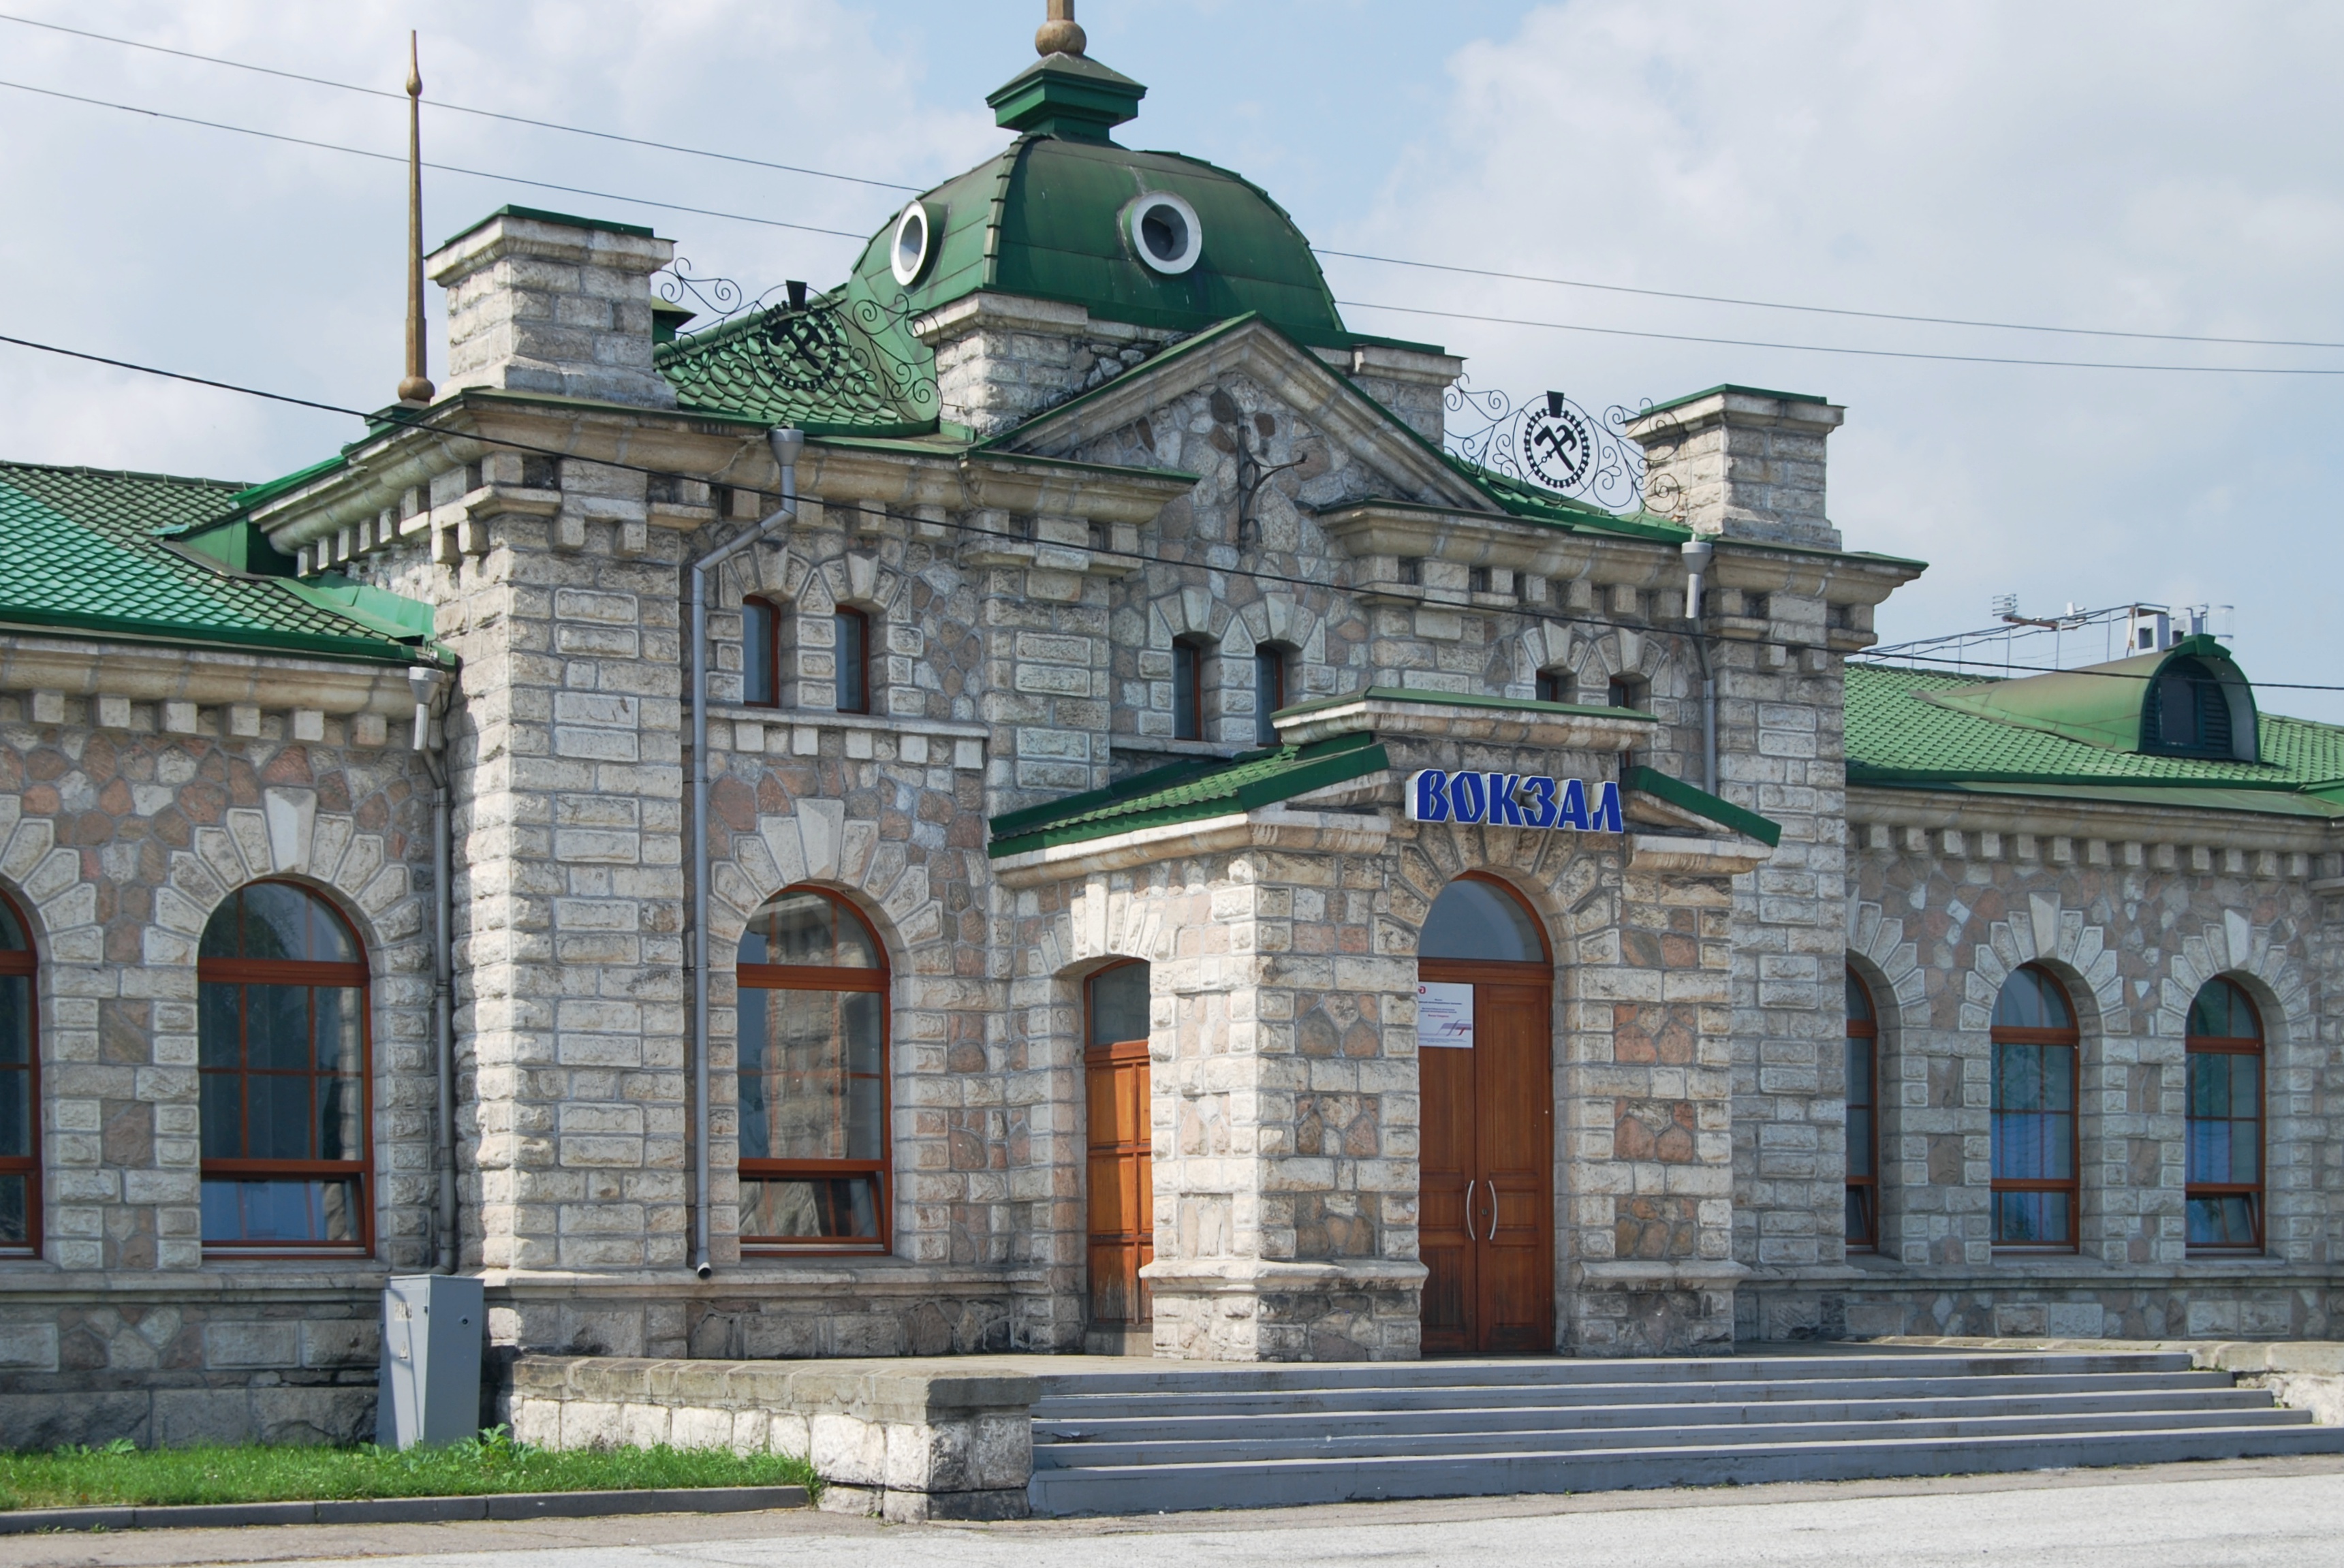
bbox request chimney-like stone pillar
[1627,387,1844,549]
[428,208,678,409]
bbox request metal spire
[397,31,434,405]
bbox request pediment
[985,315,1497,516]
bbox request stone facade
[1,180,2336,1456]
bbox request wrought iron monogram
[1443,381,1675,516]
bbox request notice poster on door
[1417,981,1474,1048]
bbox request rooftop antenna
[396,31,434,406]
[1036,0,1086,57]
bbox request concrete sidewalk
[5,1454,2343,1568]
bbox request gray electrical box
[378,1274,484,1449]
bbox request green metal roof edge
[1850,777,2344,819]
[215,454,349,521]
[989,734,1390,858]
[0,602,432,665]
[1272,685,1654,723]
[281,574,438,640]
[1846,762,2303,792]
[1642,383,1830,416]
[439,204,657,251]
[1625,765,1783,847]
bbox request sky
[1,1,2339,717]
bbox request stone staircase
[1027,1348,2344,1515]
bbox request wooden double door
[1084,1037,1153,1330]
[1418,961,1555,1354]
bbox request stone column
[1627,387,1844,550]
[429,210,678,409]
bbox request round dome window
[890,202,935,287]
[1127,192,1202,276]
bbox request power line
[15,327,2344,700]
[1337,298,2344,377]
[0,10,922,194]
[1313,250,2344,354]
[0,78,873,242]
[16,10,2344,362]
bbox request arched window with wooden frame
[1844,967,1879,1253]
[0,892,37,1258]
[1084,960,1152,1340]
[198,883,371,1255]
[833,607,872,715]
[740,595,781,708]
[1252,645,1289,747]
[736,888,889,1252]
[1172,639,1205,741]
[1990,964,2078,1251]
[2185,977,2263,1252]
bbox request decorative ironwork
[1443,380,1678,517]
[655,264,940,421]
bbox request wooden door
[1085,1039,1153,1326]
[1419,960,1554,1354]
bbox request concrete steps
[1027,1349,2344,1515]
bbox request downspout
[1681,538,1718,795]
[407,665,458,1273]
[688,427,803,1280]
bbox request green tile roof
[989,731,1388,857]
[655,296,941,436]
[0,462,437,665]
[1847,663,2344,801]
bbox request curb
[0,1484,809,1536]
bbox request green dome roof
[843,53,1353,349]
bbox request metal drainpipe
[687,427,803,1280]
[1681,538,1718,794]
[407,665,459,1273]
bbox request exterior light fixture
[1127,191,1202,275]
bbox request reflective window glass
[1420,877,1545,964]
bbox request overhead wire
[0,78,873,241]
[0,9,922,193]
[12,8,2344,361]
[9,328,2344,697]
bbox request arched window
[1253,646,1289,747]
[0,894,36,1257]
[834,608,871,715]
[2186,978,2263,1252]
[1845,967,1878,1252]
[1085,961,1152,1332]
[2147,657,2232,756]
[198,883,369,1253]
[1172,640,1205,741]
[741,597,780,707]
[1420,875,1548,965]
[1990,965,2078,1251]
[736,888,888,1251]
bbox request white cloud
[1333,0,2344,715]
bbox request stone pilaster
[428,210,678,410]
[1628,387,1844,550]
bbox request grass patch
[0,1430,817,1511]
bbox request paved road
[8,1458,2344,1568]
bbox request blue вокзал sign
[1405,770,1624,832]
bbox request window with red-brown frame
[1990,965,2078,1251]
[2185,977,2263,1252]
[1845,967,1879,1252]
[0,892,37,1257]
[198,883,371,1255]
[1172,640,1205,741]
[834,608,872,715]
[742,596,781,707]
[736,888,890,1252]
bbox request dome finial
[1035,0,1085,57]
